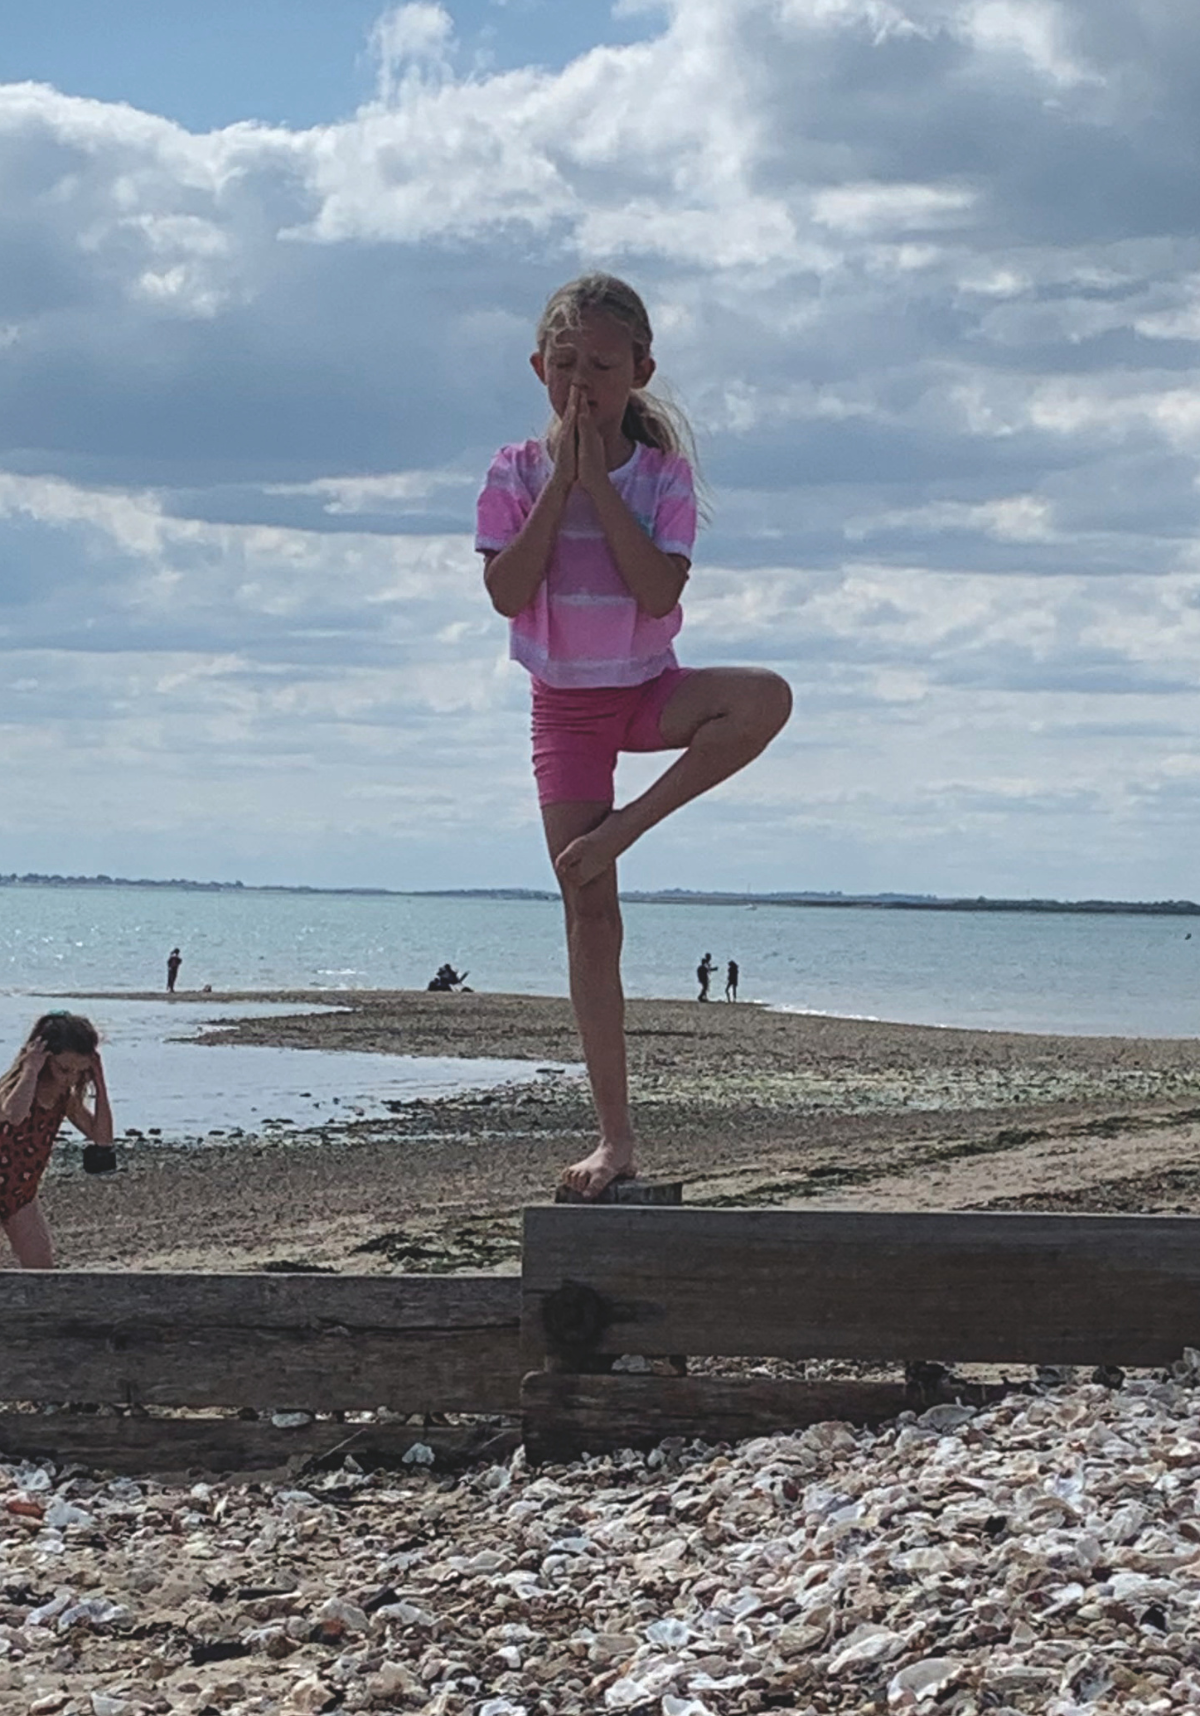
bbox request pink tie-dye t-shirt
[476,439,697,690]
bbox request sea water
[1,882,1196,1034]
[0,992,563,1146]
[0,883,1197,1143]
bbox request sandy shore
[37,988,1200,1273]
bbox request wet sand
[37,988,1200,1273]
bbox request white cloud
[3,0,1200,892]
[812,182,975,235]
[956,0,1099,88]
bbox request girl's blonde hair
[537,273,701,472]
[0,1012,98,1109]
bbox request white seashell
[917,1403,976,1431]
[829,1623,904,1671]
[57,1599,130,1631]
[887,1656,964,1707]
[646,1617,692,1647]
[374,1599,436,1627]
[283,1678,327,1713]
[315,1596,368,1634]
[1041,1582,1086,1614]
[605,1674,668,1710]
[43,1501,96,1530]
[25,1594,72,1628]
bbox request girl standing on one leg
[0,1012,114,1267]
[478,274,791,1198]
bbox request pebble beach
[6,989,1200,1714]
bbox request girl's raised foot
[554,813,632,890]
[560,1140,637,1200]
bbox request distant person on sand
[479,273,791,1198]
[697,952,715,1001]
[725,959,739,1001]
[427,964,469,992]
[0,1012,115,1268]
[166,947,182,993]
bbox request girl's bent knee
[741,670,790,736]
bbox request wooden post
[546,1181,685,1375]
[554,1179,684,1206]
[519,1206,1200,1461]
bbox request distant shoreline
[2,873,1198,917]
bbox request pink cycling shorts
[531,667,695,807]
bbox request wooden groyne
[2,1207,1198,1472]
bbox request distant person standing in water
[697,952,715,1001]
[166,948,182,993]
[725,959,739,1001]
[0,1012,115,1268]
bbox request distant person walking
[0,1012,115,1268]
[725,959,739,1001]
[166,947,182,993]
[697,951,716,1002]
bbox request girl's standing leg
[544,800,636,1197]
[556,667,792,890]
[3,1197,55,1268]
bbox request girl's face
[43,1050,91,1090]
[531,311,655,432]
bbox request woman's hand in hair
[20,1037,51,1075]
[0,1037,48,1124]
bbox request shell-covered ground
[3,1364,1200,1715]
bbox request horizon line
[1,872,1197,915]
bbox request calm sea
[0,883,1196,1144]
[1,882,1197,1037]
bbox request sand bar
[37,988,1200,1273]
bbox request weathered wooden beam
[0,1273,520,1413]
[521,1372,944,1464]
[554,1180,684,1206]
[0,1410,519,1477]
[521,1208,1200,1368]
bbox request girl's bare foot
[554,811,634,890]
[560,1138,637,1199]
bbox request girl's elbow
[648,585,687,620]
[489,590,521,620]
[484,568,522,619]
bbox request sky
[2,0,1200,899]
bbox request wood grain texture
[522,1207,1200,1366]
[521,1372,915,1463]
[0,1411,518,1476]
[0,1272,520,1412]
[554,1181,684,1206]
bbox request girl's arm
[576,399,689,619]
[64,1053,114,1145]
[484,398,578,619]
[0,1041,49,1125]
